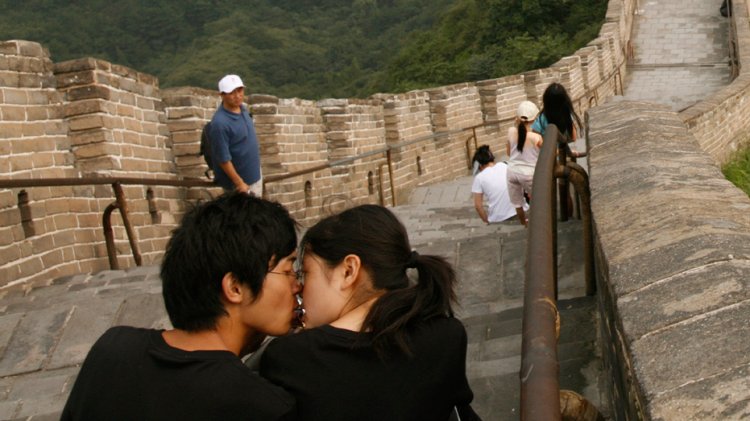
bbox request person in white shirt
[471,145,517,224]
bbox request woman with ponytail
[506,100,543,226]
[260,204,481,420]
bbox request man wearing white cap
[209,74,263,196]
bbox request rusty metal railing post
[103,182,141,270]
[465,134,476,169]
[385,149,397,207]
[557,141,570,222]
[557,162,596,296]
[377,164,387,207]
[102,202,119,270]
[521,124,562,421]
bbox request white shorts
[507,168,533,208]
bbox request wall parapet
[587,101,750,420]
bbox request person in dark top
[260,204,482,421]
[61,193,302,421]
[210,74,263,196]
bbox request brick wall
[0,0,635,287]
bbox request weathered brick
[65,85,110,101]
[0,41,20,55]
[9,155,33,172]
[69,128,112,146]
[2,88,27,105]
[0,235,17,258]
[73,142,121,159]
[19,121,45,137]
[53,57,100,74]
[75,155,120,172]
[11,138,55,154]
[50,214,76,231]
[118,92,135,106]
[73,227,98,244]
[136,96,154,110]
[63,99,109,118]
[0,70,20,88]
[17,73,43,89]
[68,114,105,131]
[123,118,143,132]
[31,152,55,169]
[116,103,135,118]
[15,41,45,58]
[25,105,50,121]
[55,70,95,89]
[7,56,43,76]
[1,106,25,121]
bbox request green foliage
[380,0,609,91]
[0,0,607,99]
[723,144,750,196]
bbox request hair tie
[405,250,420,269]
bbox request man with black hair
[471,145,516,224]
[61,193,301,421]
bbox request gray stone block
[0,306,71,377]
[618,260,750,341]
[46,298,122,369]
[632,299,750,399]
[649,363,750,420]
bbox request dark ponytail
[517,121,528,152]
[301,205,456,358]
[363,252,456,358]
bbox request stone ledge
[588,100,750,420]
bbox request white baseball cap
[517,100,539,121]
[218,74,245,94]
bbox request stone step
[464,296,602,421]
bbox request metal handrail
[0,177,214,189]
[520,124,598,420]
[521,124,562,421]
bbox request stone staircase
[393,183,606,420]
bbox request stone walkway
[624,0,732,110]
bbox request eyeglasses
[267,246,306,285]
[267,270,304,285]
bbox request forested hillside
[0,0,607,99]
